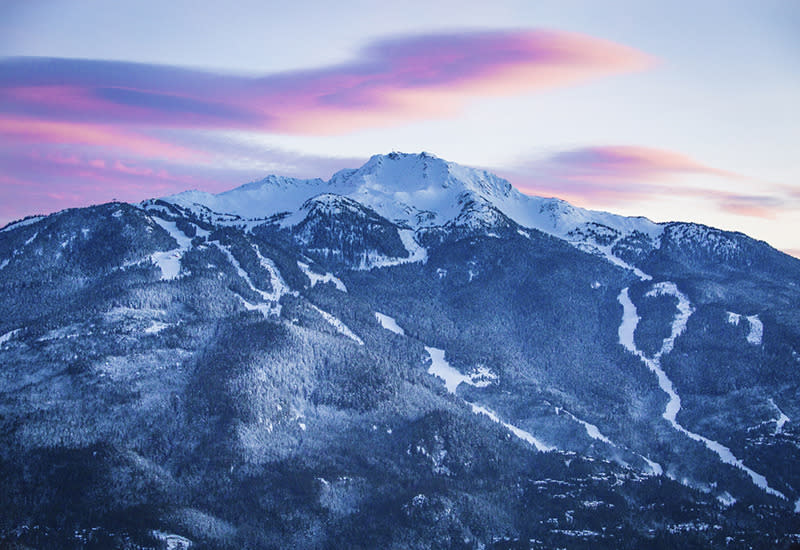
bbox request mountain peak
[331,151,451,190]
[161,152,659,239]
[332,151,512,198]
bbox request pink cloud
[0,150,223,226]
[0,140,367,226]
[253,30,654,134]
[112,160,153,177]
[0,30,653,137]
[499,145,789,219]
[0,117,203,161]
[0,29,655,222]
[540,145,746,184]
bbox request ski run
[618,283,785,500]
[149,217,194,280]
[213,243,283,318]
[374,312,405,335]
[554,407,613,445]
[469,402,555,452]
[297,261,347,292]
[373,311,551,452]
[307,304,363,345]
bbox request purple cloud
[537,146,746,184]
[0,29,652,135]
[499,145,791,219]
[0,29,655,222]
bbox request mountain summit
[1,153,799,548]
[168,151,656,234]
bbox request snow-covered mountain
[165,151,668,276]
[1,153,799,549]
[170,151,660,235]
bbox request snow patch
[1,216,43,232]
[645,282,693,356]
[355,229,427,270]
[151,530,192,549]
[254,245,292,300]
[642,456,663,476]
[0,258,9,270]
[727,312,763,345]
[106,306,166,318]
[469,402,554,452]
[769,398,790,435]
[576,242,651,281]
[375,312,405,335]
[551,529,601,538]
[717,492,737,507]
[23,232,38,246]
[468,365,498,387]
[151,250,184,280]
[426,346,469,393]
[398,229,428,264]
[0,328,21,346]
[617,288,641,353]
[297,261,347,292]
[619,285,786,500]
[236,293,275,318]
[425,347,496,393]
[745,315,763,345]
[144,321,169,334]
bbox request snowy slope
[167,175,328,220]
[161,152,662,251]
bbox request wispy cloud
[0,143,368,227]
[0,29,653,222]
[0,116,201,160]
[499,145,792,219]
[0,30,652,137]
[538,146,746,184]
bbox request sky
[1,0,798,255]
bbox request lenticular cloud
[0,29,653,137]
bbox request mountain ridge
[164,151,661,238]
[161,152,798,265]
[1,152,799,548]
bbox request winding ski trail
[618,284,785,499]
